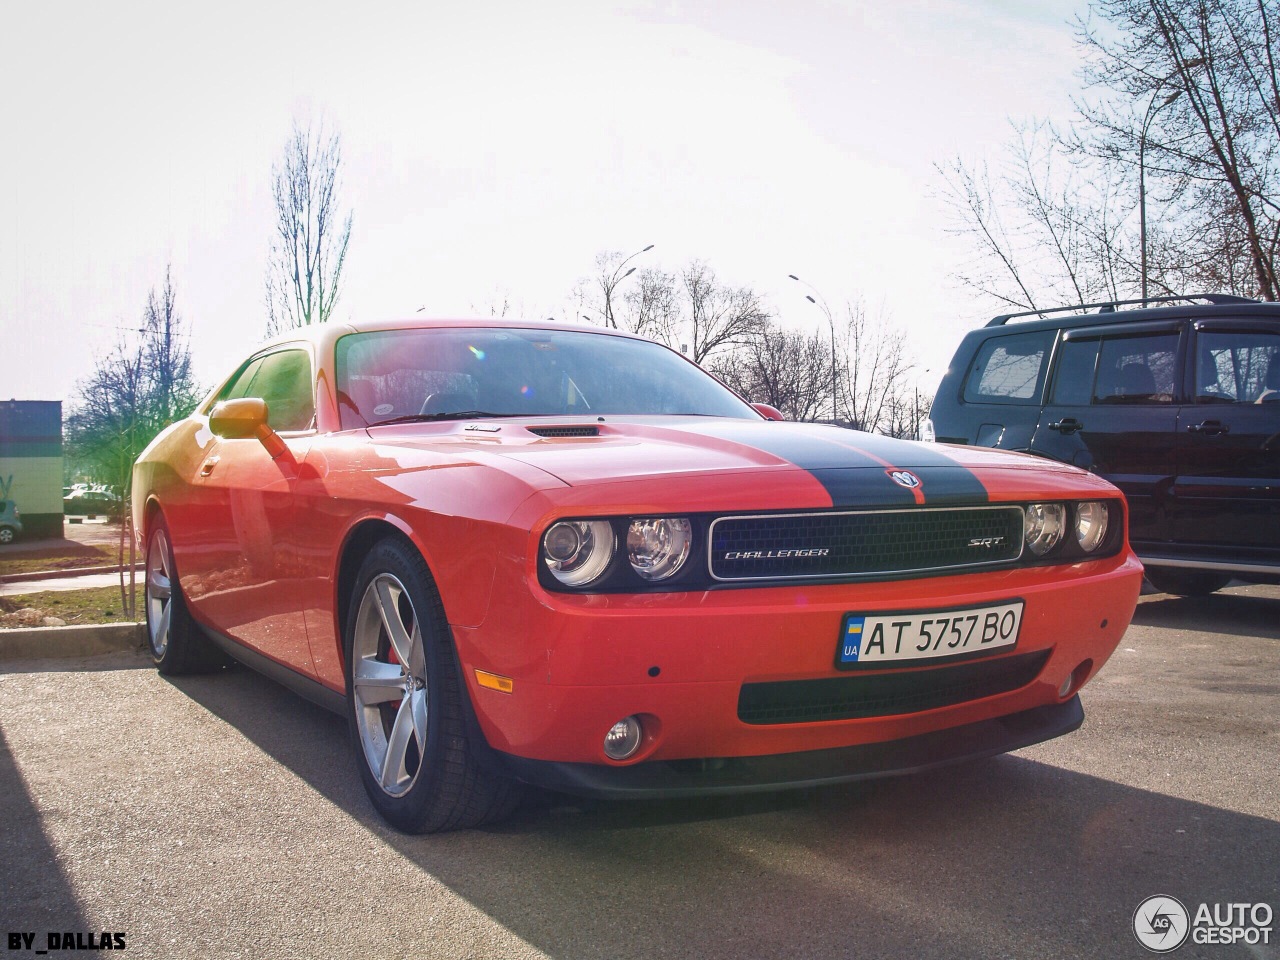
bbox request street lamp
[789,273,840,423]
[1139,87,1183,302]
[604,244,655,328]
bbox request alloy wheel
[351,573,429,798]
[146,528,174,657]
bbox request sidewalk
[0,570,142,597]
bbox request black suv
[924,294,1280,596]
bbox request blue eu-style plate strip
[839,616,865,664]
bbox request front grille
[709,506,1023,581]
[528,425,600,438]
[737,649,1051,724]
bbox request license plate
[837,600,1024,667]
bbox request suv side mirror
[752,402,786,421]
[209,398,287,459]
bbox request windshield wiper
[369,411,517,427]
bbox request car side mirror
[752,402,786,421]
[209,398,288,459]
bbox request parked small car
[0,500,21,543]
[924,294,1280,596]
[63,487,122,519]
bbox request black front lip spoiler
[494,696,1084,799]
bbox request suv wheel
[1145,568,1232,597]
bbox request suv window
[962,330,1054,404]
[1093,334,1178,404]
[1050,338,1100,405]
[1195,330,1280,403]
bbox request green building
[0,400,64,539]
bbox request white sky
[1,0,1084,404]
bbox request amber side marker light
[475,669,514,694]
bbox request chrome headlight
[1074,501,1109,553]
[542,520,615,586]
[626,518,692,581]
[1024,502,1065,556]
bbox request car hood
[368,417,1091,508]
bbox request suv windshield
[334,327,758,429]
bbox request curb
[0,622,145,661]
[1,564,143,584]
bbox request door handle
[1187,420,1230,436]
[1048,418,1084,435]
[199,456,220,477]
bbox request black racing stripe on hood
[815,433,990,505]
[694,421,988,507]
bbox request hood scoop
[527,425,600,438]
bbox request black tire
[144,516,231,675]
[344,536,522,833]
[1144,567,1232,597]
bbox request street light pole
[604,244,655,328]
[789,274,839,423]
[1139,85,1184,303]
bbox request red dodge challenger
[133,318,1143,832]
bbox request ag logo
[1133,895,1190,953]
[887,469,921,490]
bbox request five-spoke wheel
[146,526,176,659]
[344,536,521,832]
[351,573,431,798]
[144,516,228,674]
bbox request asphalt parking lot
[1,586,1277,960]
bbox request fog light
[1059,659,1094,698]
[603,716,643,760]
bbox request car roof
[254,316,645,357]
[982,295,1279,334]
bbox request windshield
[334,327,758,429]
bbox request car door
[1171,319,1280,559]
[1030,322,1184,544]
[191,346,318,674]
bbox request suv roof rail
[986,293,1259,327]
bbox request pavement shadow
[1131,591,1280,641]
[169,668,1280,960]
[0,724,89,934]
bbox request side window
[1050,338,1101,405]
[243,349,315,431]
[963,330,1055,404]
[1195,330,1280,403]
[1093,334,1178,404]
[218,358,265,403]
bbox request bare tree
[1077,0,1280,300]
[266,119,354,335]
[711,323,834,421]
[679,261,770,365]
[836,301,916,436]
[937,125,1133,311]
[577,253,768,363]
[66,269,201,615]
[939,0,1280,310]
[620,267,681,339]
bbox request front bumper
[455,551,1142,767]
[495,696,1084,798]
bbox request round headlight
[626,517,692,581]
[1025,502,1065,556]
[543,520,615,586]
[1074,501,1109,553]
